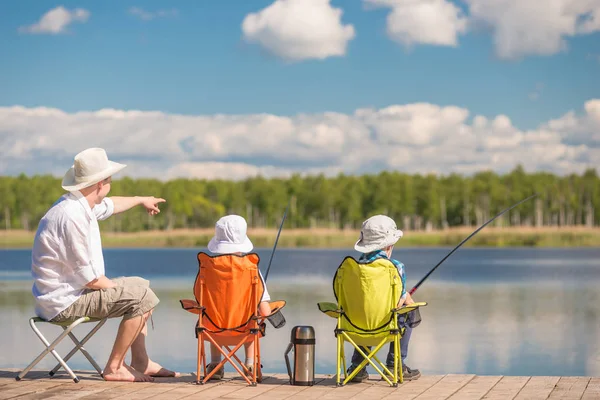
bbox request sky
[1,0,599,180]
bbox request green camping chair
[318,256,427,386]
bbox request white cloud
[466,0,600,60]
[364,0,468,47]
[19,6,90,35]
[363,0,600,59]
[128,7,178,21]
[241,0,355,61]
[0,100,598,181]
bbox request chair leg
[17,317,87,383]
[256,333,262,384]
[49,318,106,377]
[203,334,253,385]
[336,334,342,386]
[196,333,204,384]
[396,334,403,384]
[342,334,392,386]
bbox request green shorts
[51,276,160,323]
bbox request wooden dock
[1,369,599,399]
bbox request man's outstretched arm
[110,196,166,215]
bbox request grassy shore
[2,226,600,249]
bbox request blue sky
[1,0,599,179]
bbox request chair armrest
[317,302,343,318]
[180,299,205,315]
[392,301,428,315]
[266,300,286,317]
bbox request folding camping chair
[16,316,107,383]
[180,252,286,386]
[318,256,427,387]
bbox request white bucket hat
[354,215,403,253]
[208,215,254,254]
[61,148,127,192]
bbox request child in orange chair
[204,214,272,381]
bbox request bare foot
[103,365,154,382]
[132,359,180,378]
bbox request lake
[1,247,600,377]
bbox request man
[347,215,421,382]
[31,147,177,382]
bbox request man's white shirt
[31,191,114,320]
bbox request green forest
[0,166,599,233]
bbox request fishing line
[263,200,290,282]
[409,193,538,295]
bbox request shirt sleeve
[92,197,114,221]
[397,261,407,298]
[258,270,271,302]
[62,218,100,287]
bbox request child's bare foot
[132,360,180,378]
[103,365,154,382]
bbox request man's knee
[121,287,159,320]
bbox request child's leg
[386,313,412,366]
[244,341,254,367]
[350,346,371,370]
[210,343,222,364]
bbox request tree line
[0,166,598,232]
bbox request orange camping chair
[180,252,286,385]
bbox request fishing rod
[263,200,290,282]
[409,193,538,295]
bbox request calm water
[1,247,600,377]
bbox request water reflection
[1,277,600,376]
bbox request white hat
[354,215,403,253]
[208,215,254,254]
[61,148,127,192]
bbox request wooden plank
[284,376,338,400]
[215,375,286,399]
[0,381,67,400]
[482,376,530,400]
[549,377,591,399]
[315,377,375,399]
[59,383,134,400]
[414,374,476,400]
[13,383,90,400]
[514,376,561,400]
[257,375,330,399]
[179,382,252,400]
[146,382,231,400]
[112,384,180,400]
[377,375,446,400]
[77,382,165,400]
[448,376,503,400]
[581,377,600,400]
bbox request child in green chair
[347,215,421,382]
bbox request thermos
[284,326,315,386]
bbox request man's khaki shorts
[52,277,160,323]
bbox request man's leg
[110,278,178,378]
[52,276,167,382]
[129,310,178,377]
[103,313,153,382]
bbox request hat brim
[207,236,254,254]
[354,229,403,253]
[61,161,127,192]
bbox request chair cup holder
[267,309,286,329]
